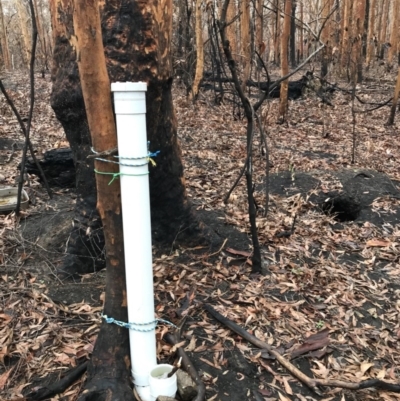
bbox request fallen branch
[204,304,400,394]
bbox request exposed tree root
[76,375,135,401]
[204,304,400,395]
[26,362,88,401]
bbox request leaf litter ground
[0,66,399,401]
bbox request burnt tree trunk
[50,0,205,277]
[72,0,134,399]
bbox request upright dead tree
[279,0,292,121]
[50,0,205,278]
[219,0,265,274]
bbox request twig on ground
[208,237,227,257]
[165,322,206,401]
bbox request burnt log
[202,71,315,100]
[246,78,307,99]
[22,148,76,188]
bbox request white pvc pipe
[111,82,157,401]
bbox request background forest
[0,0,400,401]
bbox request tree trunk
[274,0,281,64]
[320,0,332,79]
[72,1,134,399]
[387,0,399,65]
[176,0,194,93]
[365,0,376,67]
[255,0,264,67]
[50,0,105,277]
[279,0,291,121]
[225,0,238,59]
[191,0,204,99]
[299,2,303,61]
[340,0,352,74]
[353,0,366,82]
[376,0,385,57]
[240,0,251,91]
[387,65,400,125]
[16,0,32,68]
[33,0,52,71]
[378,0,390,59]
[0,0,10,69]
[289,0,296,67]
[50,0,205,277]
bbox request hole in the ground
[321,194,361,222]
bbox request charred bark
[72,0,135,398]
[50,0,208,276]
[23,148,75,188]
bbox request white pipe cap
[111,82,147,92]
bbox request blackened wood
[24,148,76,188]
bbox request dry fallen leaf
[366,239,391,247]
[360,362,374,375]
[0,367,13,390]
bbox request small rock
[0,174,5,182]
[177,369,197,401]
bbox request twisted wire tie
[91,146,160,184]
[102,314,177,333]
